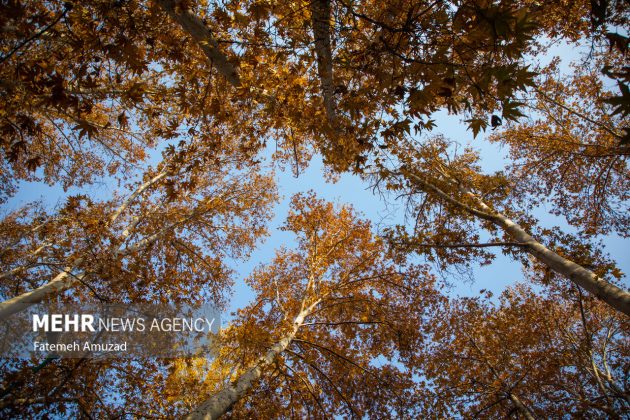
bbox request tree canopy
[0,0,628,417]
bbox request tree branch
[0,6,69,66]
[393,241,527,249]
[155,0,241,87]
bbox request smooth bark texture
[108,170,168,225]
[185,302,318,419]
[402,168,630,316]
[0,259,84,320]
[155,0,241,87]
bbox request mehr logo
[33,314,95,332]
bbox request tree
[375,136,629,315]
[0,0,628,417]
[148,0,630,314]
[1,0,165,198]
[488,59,629,237]
[0,139,277,319]
[336,1,630,315]
[145,0,589,170]
[0,137,277,418]
[173,193,443,419]
[418,282,629,418]
[0,0,289,200]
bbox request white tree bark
[185,301,319,419]
[0,259,85,320]
[402,169,630,316]
[0,171,171,320]
[108,170,168,225]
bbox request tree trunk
[0,171,172,321]
[466,188,630,316]
[0,259,84,320]
[310,0,337,126]
[402,169,630,316]
[185,303,317,419]
[0,206,204,321]
[156,0,241,87]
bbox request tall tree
[174,193,443,419]
[0,139,277,319]
[376,136,630,315]
[154,0,578,170]
[418,282,629,418]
